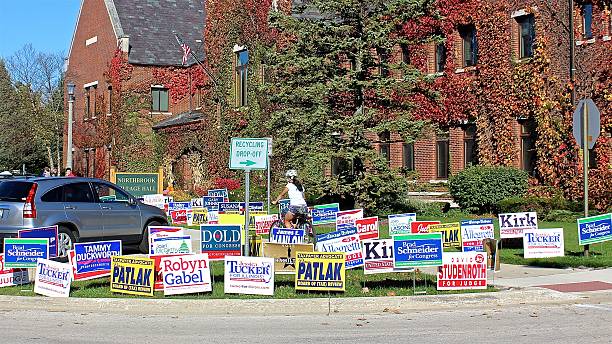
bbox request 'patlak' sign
[498,212,538,239]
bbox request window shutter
[471,28,478,65]
[152,89,159,111]
[160,89,169,112]
[583,4,593,39]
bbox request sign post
[229,138,269,257]
[266,137,272,215]
[572,99,601,257]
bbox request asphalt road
[1,301,610,343]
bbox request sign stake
[327,291,331,316]
[582,100,590,257]
[244,169,251,256]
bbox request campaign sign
[4,238,48,268]
[262,242,314,274]
[311,203,339,226]
[208,188,229,202]
[170,209,189,225]
[208,211,219,225]
[224,256,275,296]
[362,239,396,275]
[0,254,29,287]
[428,223,461,248]
[295,252,346,292]
[168,201,191,212]
[523,228,564,259]
[460,219,495,252]
[110,256,155,297]
[355,216,379,240]
[188,208,209,226]
[161,254,212,296]
[18,226,58,258]
[437,252,487,291]
[142,194,166,210]
[577,214,612,245]
[411,221,441,234]
[240,202,264,213]
[34,258,72,297]
[255,214,278,235]
[388,213,417,236]
[278,199,290,215]
[150,253,188,291]
[219,202,241,214]
[315,228,363,269]
[394,233,443,268]
[149,226,184,254]
[498,212,538,239]
[74,240,122,275]
[336,209,363,231]
[270,227,305,244]
[200,224,242,260]
[203,196,224,211]
[151,236,192,255]
[190,197,204,209]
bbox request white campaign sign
[161,254,212,296]
[498,212,538,239]
[229,138,269,170]
[224,256,275,295]
[523,227,564,259]
[0,254,29,287]
[388,213,416,236]
[34,258,72,297]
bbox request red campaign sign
[355,217,379,240]
[150,253,188,291]
[437,252,487,291]
[170,210,188,225]
[0,254,29,287]
[411,221,441,234]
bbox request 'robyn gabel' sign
[110,256,155,297]
[295,252,345,292]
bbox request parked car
[0,177,168,258]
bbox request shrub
[498,195,585,219]
[449,166,528,214]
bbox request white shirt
[286,182,306,206]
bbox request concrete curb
[0,288,582,316]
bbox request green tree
[0,59,22,171]
[267,0,432,212]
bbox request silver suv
[0,177,168,257]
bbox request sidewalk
[488,264,612,288]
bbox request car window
[93,183,130,203]
[41,186,64,202]
[0,181,34,202]
[63,182,95,203]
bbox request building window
[588,146,597,169]
[107,86,112,115]
[403,143,414,171]
[459,25,477,67]
[235,49,249,107]
[520,119,537,176]
[332,157,363,177]
[151,87,169,112]
[582,3,593,39]
[435,42,446,73]
[379,130,391,165]
[377,48,389,77]
[84,87,91,119]
[436,132,450,179]
[463,124,478,167]
[517,15,535,58]
[401,44,410,65]
[91,86,97,118]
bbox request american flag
[181,43,191,65]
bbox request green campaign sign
[114,173,161,197]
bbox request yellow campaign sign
[110,256,155,297]
[191,209,208,226]
[428,222,461,248]
[295,252,345,292]
[219,212,267,230]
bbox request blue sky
[0,0,81,59]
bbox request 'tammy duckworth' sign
[498,212,538,239]
[437,252,487,291]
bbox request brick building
[65,0,610,202]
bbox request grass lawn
[0,261,495,299]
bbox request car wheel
[57,226,77,261]
[139,221,162,254]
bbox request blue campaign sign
[168,202,191,212]
[203,196,225,211]
[312,203,339,226]
[4,238,49,268]
[270,227,305,244]
[219,202,241,213]
[316,227,358,242]
[74,240,122,274]
[18,226,58,258]
[278,199,290,215]
[577,214,612,246]
[200,224,242,260]
[393,233,443,268]
[208,188,229,201]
